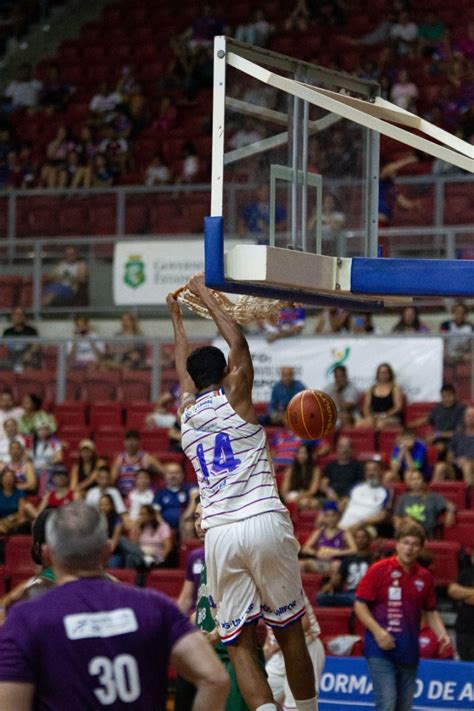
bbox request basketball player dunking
[167,274,318,711]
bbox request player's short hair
[46,502,108,570]
[395,521,426,545]
[186,346,227,390]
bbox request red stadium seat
[405,402,436,425]
[89,204,116,235]
[4,535,35,577]
[59,425,91,449]
[315,606,353,638]
[15,371,49,400]
[378,428,402,459]
[179,538,204,568]
[58,205,90,236]
[82,376,119,403]
[94,433,124,456]
[106,569,137,585]
[120,372,151,402]
[443,511,474,550]
[301,573,323,602]
[126,402,154,429]
[0,276,21,308]
[339,427,376,454]
[430,482,467,510]
[140,430,170,452]
[146,569,184,599]
[54,401,87,427]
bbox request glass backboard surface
[216,38,380,259]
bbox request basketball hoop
[174,285,289,325]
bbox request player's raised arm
[186,275,253,386]
[166,292,196,397]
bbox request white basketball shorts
[205,510,305,644]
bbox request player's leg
[272,621,316,709]
[226,625,275,710]
[280,636,325,710]
[394,663,418,711]
[366,657,397,711]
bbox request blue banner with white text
[319,657,474,710]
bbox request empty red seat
[126,402,154,429]
[339,427,376,454]
[146,569,184,599]
[443,511,474,549]
[430,482,467,510]
[59,425,91,449]
[120,372,151,402]
[301,573,323,602]
[15,371,48,400]
[405,402,436,425]
[55,402,87,428]
[125,204,149,234]
[28,206,58,236]
[4,535,35,576]
[378,428,402,458]
[0,276,21,308]
[425,540,461,586]
[315,606,353,639]
[94,433,124,456]
[140,430,170,451]
[82,378,118,402]
[89,205,116,235]
[58,205,90,236]
[179,538,204,568]
[90,410,123,430]
[106,569,136,585]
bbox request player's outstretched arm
[171,631,230,711]
[186,274,253,384]
[166,292,196,396]
[0,681,34,710]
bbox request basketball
[286,389,337,440]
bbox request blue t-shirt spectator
[391,439,430,479]
[269,378,306,420]
[0,489,25,520]
[153,483,195,530]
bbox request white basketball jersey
[181,388,286,528]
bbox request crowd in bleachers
[0,0,473,198]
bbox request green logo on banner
[326,347,351,378]
[124,255,145,289]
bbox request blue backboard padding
[352,257,474,296]
[203,216,383,311]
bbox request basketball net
[175,285,290,325]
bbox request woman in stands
[104,311,146,371]
[129,504,173,568]
[358,362,405,430]
[99,494,125,568]
[70,439,99,495]
[31,416,63,495]
[280,444,322,510]
[18,394,55,436]
[0,470,27,534]
[0,441,36,492]
[299,501,356,574]
[392,306,430,333]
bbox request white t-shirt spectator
[67,332,105,367]
[0,407,24,434]
[338,482,391,530]
[86,485,126,514]
[127,487,155,521]
[5,79,42,108]
[89,91,122,114]
[145,164,170,186]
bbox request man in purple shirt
[177,545,205,615]
[0,502,229,711]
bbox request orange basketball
[286,389,337,440]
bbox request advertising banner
[213,337,443,403]
[319,657,474,710]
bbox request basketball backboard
[205,37,474,308]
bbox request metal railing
[0,333,473,403]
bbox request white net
[175,286,289,325]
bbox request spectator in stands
[0,419,26,462]
[350,312,381,334]
[124,83,149,133]
[321,437,364,506]
[325,365,359,427]
[145,154,171,186]
[38,125,76,189]
[85,465,126,515]
[91,153,114,187]
[359,362,404,430]
[89,81,123,123]
[235,9,273,46]
[448,406,474,485]
[4,63,42,111]
[42,246,88,307]
[146,383,180,429]
[261,305,306,343]
[261,366,306,426]
[124,468,155,526]
[66,316,105,370]
[314,307,350,334]
[299,501,356,573]
[31,416,63,495]
[105,311,146,370]
[0,440,36,492]
[392,306,430,334]
[338,459,393,536]
[25,467,76,521]
[3,306,39,371]
[129,504,173,567]
[175,141,200,183]
[388,428,430,483]
[309,192,346,241]
[39,64,73,113]
[151,96,177,134]
[390,10,419,55]
[440,301,473,363]
[448,545,474,661]
[112,430,162,497]
[418,12,445,56]
[182,3,224,51]
[99,493,125,568]
[316,526,373,606]
[393,469,455,539]
[59,149,91,189]
[390,69,418,111]
[18,394,54,436]
[153,461,199,538]
[280,444,321,510]
[411,383,465,445]
[284,0,312,31]
[0,469,27,534]
[378,154,421,226]
[0,391,24,434]
[98,126,130,178]
[70,439,98,495]
[238,185,286,243]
